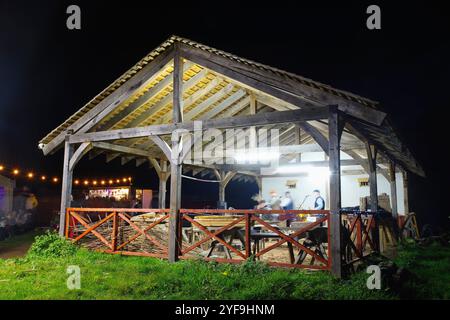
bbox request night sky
[1,1,449,227]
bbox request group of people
[254,189,325,222]
[255,189,325,210]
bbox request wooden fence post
[328,106,344,278]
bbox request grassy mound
[3,232,448,300]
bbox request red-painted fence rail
[64,208,340,270]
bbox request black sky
[1,1,449,226]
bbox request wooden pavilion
[39,36,424,277]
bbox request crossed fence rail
[65,208,387,270]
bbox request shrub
[27,231,77,258]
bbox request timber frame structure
[39,36,424,277]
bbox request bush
[27,231,77,258]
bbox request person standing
[312,189,325,210]
[281,191,296,226]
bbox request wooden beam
[182,83,234,121]
[199,90,246,120]
[168,49,183,263]
[42,47,175,155]
[158,160,169,209]
[91,69,215,160]
[328,106,343,278]
[69,107,330,144]
[178,43,386,126]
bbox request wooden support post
[294,126,302,163]
[112,212,118,251]
[214,170,236,208]
[168,49,183,262]
[59,136,74,236]
[366,143,380,251]
[328,106,344,278]
[402,170,410,214]
[249,94,257,149]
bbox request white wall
[262,174,328,210]
[341,172,405,213]
[262,168,406,213]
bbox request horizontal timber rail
[65,208,170,258]
[65,208,331,270]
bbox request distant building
[0,174,15,214]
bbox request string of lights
[0,163,132,186]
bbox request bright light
[276,165,313,174]
[234,150,280,163]
[116,179,120,183]
[74,180,80,185]
[101,180,106,185]
[41,176,46,181]
[27,172,34,178]
[84,180,89,185]
[122,178,127,183]
[109,180,113,184]
[13,169,19,175]
[0,165,4,171]
[53,177,59,183]
[93,180,98,185]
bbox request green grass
[394,240,450,299]
[0,232,448,300]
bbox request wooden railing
[65,208,170,258]
[341,212,378,264]
[65,208,331,270]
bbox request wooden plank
[366,142,380,251]
[297,122,329,155]
[158,160,169,209]
[59,138,74,236]
[95,62,194,131]
[149,136,172,160]
[168,49,183,262]
[389,162,398,219]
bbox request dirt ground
[0,230,42,259]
